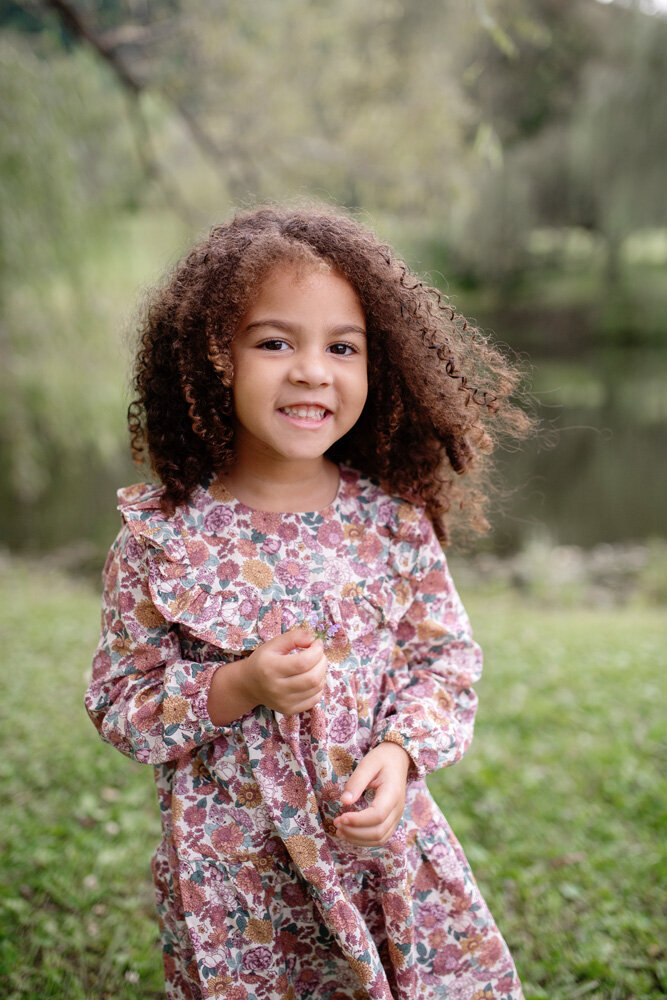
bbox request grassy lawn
[0,558,664,999]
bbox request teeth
[281,405,327,420]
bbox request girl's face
[230,264,368,471]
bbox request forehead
[241,263,366,326]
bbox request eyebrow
[243,319,367,337]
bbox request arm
[86,525,328,764]
[85,524,231,764]
[371,510,482,779]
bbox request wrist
[207,656,258,726]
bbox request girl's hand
[240,627,328,716]
[208,628,327,724]
[333,742,411,847]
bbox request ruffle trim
[116,480,395,655]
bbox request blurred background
[1,5,665,998]
[1,0,666,592]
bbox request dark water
[1,350,665,563]
[486,349,667,552]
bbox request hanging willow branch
[34,0,249,214]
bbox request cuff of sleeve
[172,662,246,741]
[373,728,422,780]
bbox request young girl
[86,205,530,1000]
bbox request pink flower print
[250,510,282,533]
[357,532,382,563]
[376,500,396,523]
[261,536,282,555]
[216,559,239,581]
[329,711,356,744]
[183,804,207,827]
[278,522,299,542]
[242,947,273,972]
[118,591,136,615]
[238,597,259,619]
[418,901,449,929]
[124,537,144,563]
[186,540,209,566]
[210,822,244,854]
[257,605,282,641]
[224,625,247,647]
[133,644,162,671]
[326,558,352,584]
[281,606,300,630]
[411,793,433,829]
[317,520,344,548]
[237,538,257,557]
[203,506,234,534]
[421,568,447,593]
[275,558,309,589]
[432,945,463,975]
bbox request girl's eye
[258,339,289,352]
[328,342,357,356]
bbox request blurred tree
[446,0,667,290]
[0,32,144,503]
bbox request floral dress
[86,465,523,1000]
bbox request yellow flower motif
[236,783,262,808]
[134,598,166,629]
[343,523,364,541]
[341,581,363,598]
[394,579,412,606]
[388,938,407,969]
[328,746,354,777]
[207,477,234,502]
[397,502,419,522]
[417,619,447,642]
[347,956,372,984]
[162,696,189,725]
[325,639,351,664]
[285,834,319,869]
[241,559,274,588]
[246,917,273,943]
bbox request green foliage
[0,560,665,998]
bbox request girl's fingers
[340,757,378,806]
[284,656,327,693]
[281,641,325,675]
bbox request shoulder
[339,465,437,549]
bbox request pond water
[486,349,666,552]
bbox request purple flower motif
[275,559,309,589]
[261,536,282,555]
[329,711,356,743]
[242,947,273,971]
[239,598,259,620]
[203,506,234,534]
[317,521,344,548]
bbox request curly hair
[128,204,533,543]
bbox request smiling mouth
[279,405,330,421]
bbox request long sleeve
[372,511,482,778]
[85,524,230,765]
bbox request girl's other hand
[333,742,411,847]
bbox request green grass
[0,559,664,999]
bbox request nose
[288,347,332,388]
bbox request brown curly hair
[128,204,533,543]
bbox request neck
[221,456,340,512]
